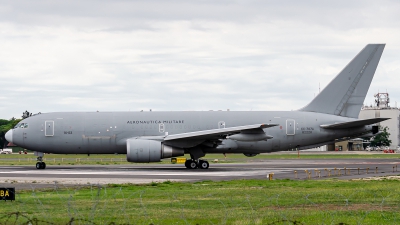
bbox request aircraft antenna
[374,92,390,108]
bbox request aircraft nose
[5,129,13,143]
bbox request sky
[1,0,400,119]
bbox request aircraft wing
[164,123,278,141]
[320,118,390,129]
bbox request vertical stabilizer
[300,44,385,118]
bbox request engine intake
[127,139,184,163]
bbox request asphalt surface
[1,158,400,190]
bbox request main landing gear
[35,152,46,169]
[184,159,209,169]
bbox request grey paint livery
[5,44,387,168]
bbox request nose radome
[5,130,13,143]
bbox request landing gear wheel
[185,159,192,169]
[189,160,198,169]
[198,160,209,169]
[185,159,198,169]
[36,162,46,169]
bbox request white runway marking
[0,169,292,177]
[0,167,25,169]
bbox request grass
[1,179,400,224]
[0,152,399,166]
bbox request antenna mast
[374,92,390,108]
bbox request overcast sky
[1,0,399,119]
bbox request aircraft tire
[198,160,209,169]
[184,159,192,169]
[189,161,198,169]
[36,162,46,169]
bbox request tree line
[0,110,33,149]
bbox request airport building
[359,93,400,149]
[335,138,363,151]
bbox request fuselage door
[45,121,54,137]
[159,123,165,133]
[286,119,295,135]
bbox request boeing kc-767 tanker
[5,44,388,169]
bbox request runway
[1,158,399,189]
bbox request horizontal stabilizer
[320,118,390,129]
[164,123,278,141]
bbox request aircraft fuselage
[11,111,371,154]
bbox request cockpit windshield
[14,123,28,129]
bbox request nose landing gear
[36,161,46,169]
[34,152,46,169]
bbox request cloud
[0,1,399,119]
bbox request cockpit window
[14,123,29,129]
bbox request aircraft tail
[300,44,385,118]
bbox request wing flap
[320,118,389,129]
[164,123,278,141]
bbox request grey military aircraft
[5,44,388,170]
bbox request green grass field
[1,179,400,224]
[0,152,399,166]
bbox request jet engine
[126,139,184,163]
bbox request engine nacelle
[127,139,184,163]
